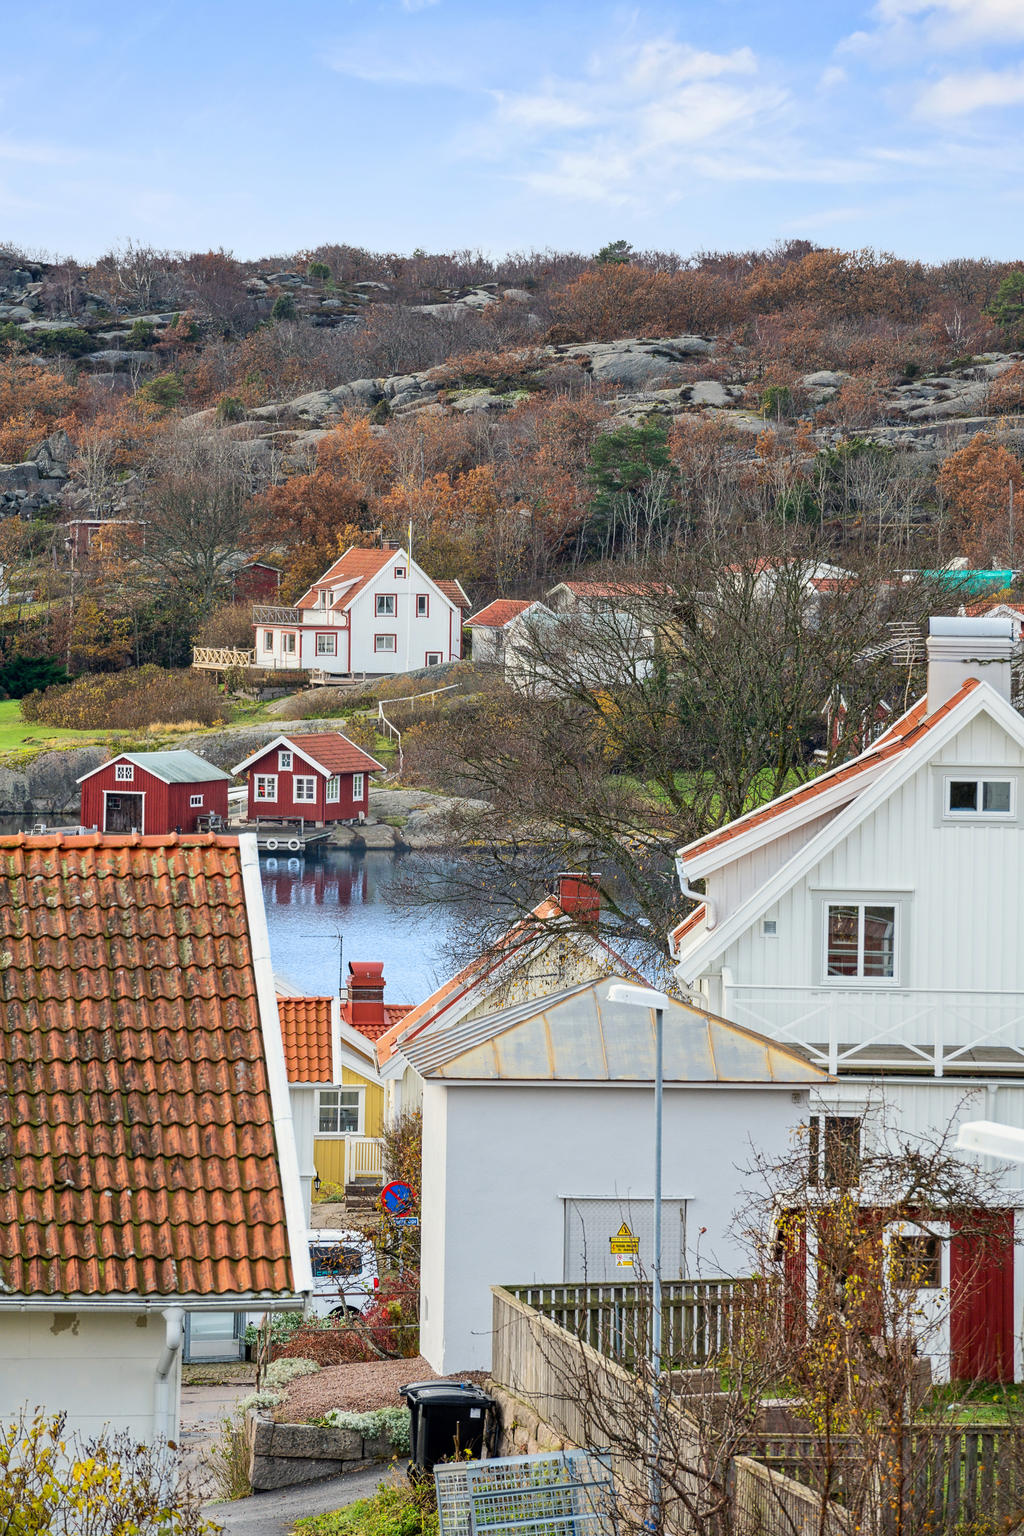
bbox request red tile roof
[436,579,471,611]
[279,997,333,1082]
[0,834,296,1299]
[297,547,392,611]
[468,599,534,628]
[344,1001,413,1042]
[289,733,384,775]
[681,679,980,865]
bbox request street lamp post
[607,981,672,1535]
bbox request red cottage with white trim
[232,733,384,826]
[77,750,231,835]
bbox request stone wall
[247,1412,396,1492]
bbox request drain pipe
[154,1306,185,1445]
[675,855,717,931]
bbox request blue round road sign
[381,1180,415,1215]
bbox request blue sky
[1,0,1023,262]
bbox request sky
[1,0,1023,264]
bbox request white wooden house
[395,975,823,1374]
[252,546,465,678]
[672,615,1024,1381]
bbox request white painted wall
[0,1309,179,1442]
[419,1080,808,1375]
[696,710,1024,1050]
[290,1085,317,1221]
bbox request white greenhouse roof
[400,975,826,1084]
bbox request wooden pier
[232,822,333,855]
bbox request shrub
[127,319,157,349]
[30,326,96,357]
[271,295,299,322]
[22,665,226,730]
[987,361,1024,416]
[195,600,255,650]
[216,393,245,423]
[317,1407,411,1454]
[294,1477,439,1536]
[308,262,331,281]
[139,372,185,408]
[0,1409,210,1532]
[237,1388,284,1413]
[0,654,69,699]
[263,1356,321,1388]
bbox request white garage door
[563,1197,688,1283]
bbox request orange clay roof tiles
[278,997,333,1082]
[0,833,295,1299]
[344,1002,413,1043]
[297,548,392,610]
[682,679,980,864]
[468,599,534,627]
[435,579,470,610]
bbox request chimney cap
[929,615,1013,639]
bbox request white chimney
[926,616,1014,714]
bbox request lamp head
[606,981,671,1011]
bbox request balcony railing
[253,604,302,625]
[346,1135,384,1183]
[192,646,256,670]
[723,983,1024,1077]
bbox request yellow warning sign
[609,1222,640,1256]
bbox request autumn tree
[0,357,75,464]
[937,433,1024,566]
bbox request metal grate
[436,1451,617,1536]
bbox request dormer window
[945,777,1014,817]
[394,566,407,580]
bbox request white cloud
[818,65,847,90]
[399,0,439,10]
[915,64,1024,117]
[850,0,1024,51]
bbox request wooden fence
[745,1427,1024,1534]
[503,1280,748,1370]
[192,646,256,670]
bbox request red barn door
[950,1210,1015,1383]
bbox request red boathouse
[232,733,384,826]
[77,750,231,835]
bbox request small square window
[949,780,977,811]
[985,780,1012,814]
[294,776,317,803]
[115,763,134,782]
[317,1088,361,1134]
[890,1234,942,1289]
[394,566,407,580]
[190,794,203,808]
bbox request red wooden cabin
[77,750,231,835]
[232,733,384,826]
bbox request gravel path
[281,1356,439,1420]
[281,1358,490,1421]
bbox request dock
[230,822,334,855]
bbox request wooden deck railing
[345,1135,384,1183]
[503,1279,749,1369]
[192,646,256,669]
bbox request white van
[307,1229,380,1319]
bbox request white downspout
[674,855,717,930]
[154,1306,184,1444]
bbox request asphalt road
[205,1461,390,1535]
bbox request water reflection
[261,849,457,1003]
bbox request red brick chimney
[347,961,386,1032]
[555,872,602,923]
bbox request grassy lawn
[0,698,120,755]
[918,1382,1024,1425]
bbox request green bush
[308,262,331,281]
[31,326,96,358]
[271,294,298,322]
[127,319,157,349]
[295,1477,438,1536]
[216,394,245,423]
[760,383,795,419]
[138,372,185,408]
[0,655,70,699]
[22,665,225,730]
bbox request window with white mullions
[317,1088,361,1134]
[946,777,1013,816]
[293,776,317,803]
[826,902,896,980]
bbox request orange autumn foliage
[937,434,1024,566]
[0,359,76,463]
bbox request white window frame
[282,632,297,655]
[262,629,274,652]
[943,774,1016,821]
[352,772,364,800]
[326,776,341,803]
[316,1087,363,1136]
[394,565,407,580]
[817,894,904,987]
[293,776,317,803]
[254,774,278,802]
[115,762,134,782]
[374,634,397,653]
[278,749,293,771]
[189,793,204,808]
[425,651,443,666]
[316,633,338,656]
